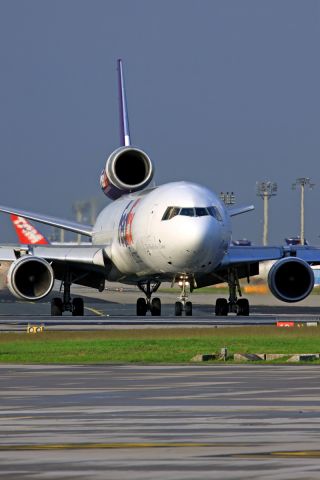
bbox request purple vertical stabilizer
[117,59,131,146]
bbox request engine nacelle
[268,257,314,303]
[7,256,55,301]
[100,146,154,200]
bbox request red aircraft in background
[10,215,49,245]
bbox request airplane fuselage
[92,181,231,282]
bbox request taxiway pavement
[0,285,319,330]
[2,364,320,479]
[1,287,320,478]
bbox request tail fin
[117,59,131,146]
[11,214,49,245]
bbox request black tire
[237,298,249,316]
[215,298,228,316]
[151,297,161,316]
[136,297,147,316]
[51,297,63,316]
[72,297,84,316]
[185,301,192,316]
[175,301,183,316]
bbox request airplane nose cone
[164,217,220,269]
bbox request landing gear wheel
[137,297,147,316]
[215,298,228,316]
[151,297,161,316]
[175,301,183,316]
[51,297,63,316]
[185,301,192,316]
[237,298,249,316]
[72,297,84,316]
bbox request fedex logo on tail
[11,215,49,245]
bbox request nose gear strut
[174,274,194,316]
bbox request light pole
[256,181,277,246]
[220,192,235,206]
[292,177,314,245]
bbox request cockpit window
[162,205,223,221]
[195,207,207,217]
[207,206,223,221]
[162,206,180,220]
[180,208,195,217]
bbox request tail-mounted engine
[100,146,154,200]
[7,256,55,301]
[268,257,314,303]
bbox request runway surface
[2,364,320,479]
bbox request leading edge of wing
[228,205,255,217]
[0,205,93,237]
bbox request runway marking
[0,442,248,451]
[271,450,320,458]
[83,307,104,316]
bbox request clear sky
[0,0,319,244]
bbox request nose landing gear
[174,275,193,316]
[137,280,161,316]
[215,268,250,316]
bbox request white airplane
[0,59,319,317]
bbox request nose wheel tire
[237,298,249,316]
[151,297,161,316]
[51,297,63,316]
[72,297,84,316]
[137,297,147,316]
[185,301,192,316]
[215,298,228,316]
[175,301,183,316]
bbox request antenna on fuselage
[117,59,131,147]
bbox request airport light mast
[256,181,277,246]
[220,192,235,206]
[292,177,314,245]
[72,199,97,244]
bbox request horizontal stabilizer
[228,205,254,217]
[0,206,93,237]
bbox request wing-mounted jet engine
[7,256,54,301]
[268,257,314,302]
[100,146,154,200]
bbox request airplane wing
[220,245,284,266]
[222,245,320,266]
[228,205,255,217]
[0,205,92,237]
[195,244,320,289]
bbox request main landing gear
[50,271,84,316]
[174,275,193,317]
[136,280,162,316]
[215,269,249,316]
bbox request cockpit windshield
[162,206,223,221]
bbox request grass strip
[1,327,320,363]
